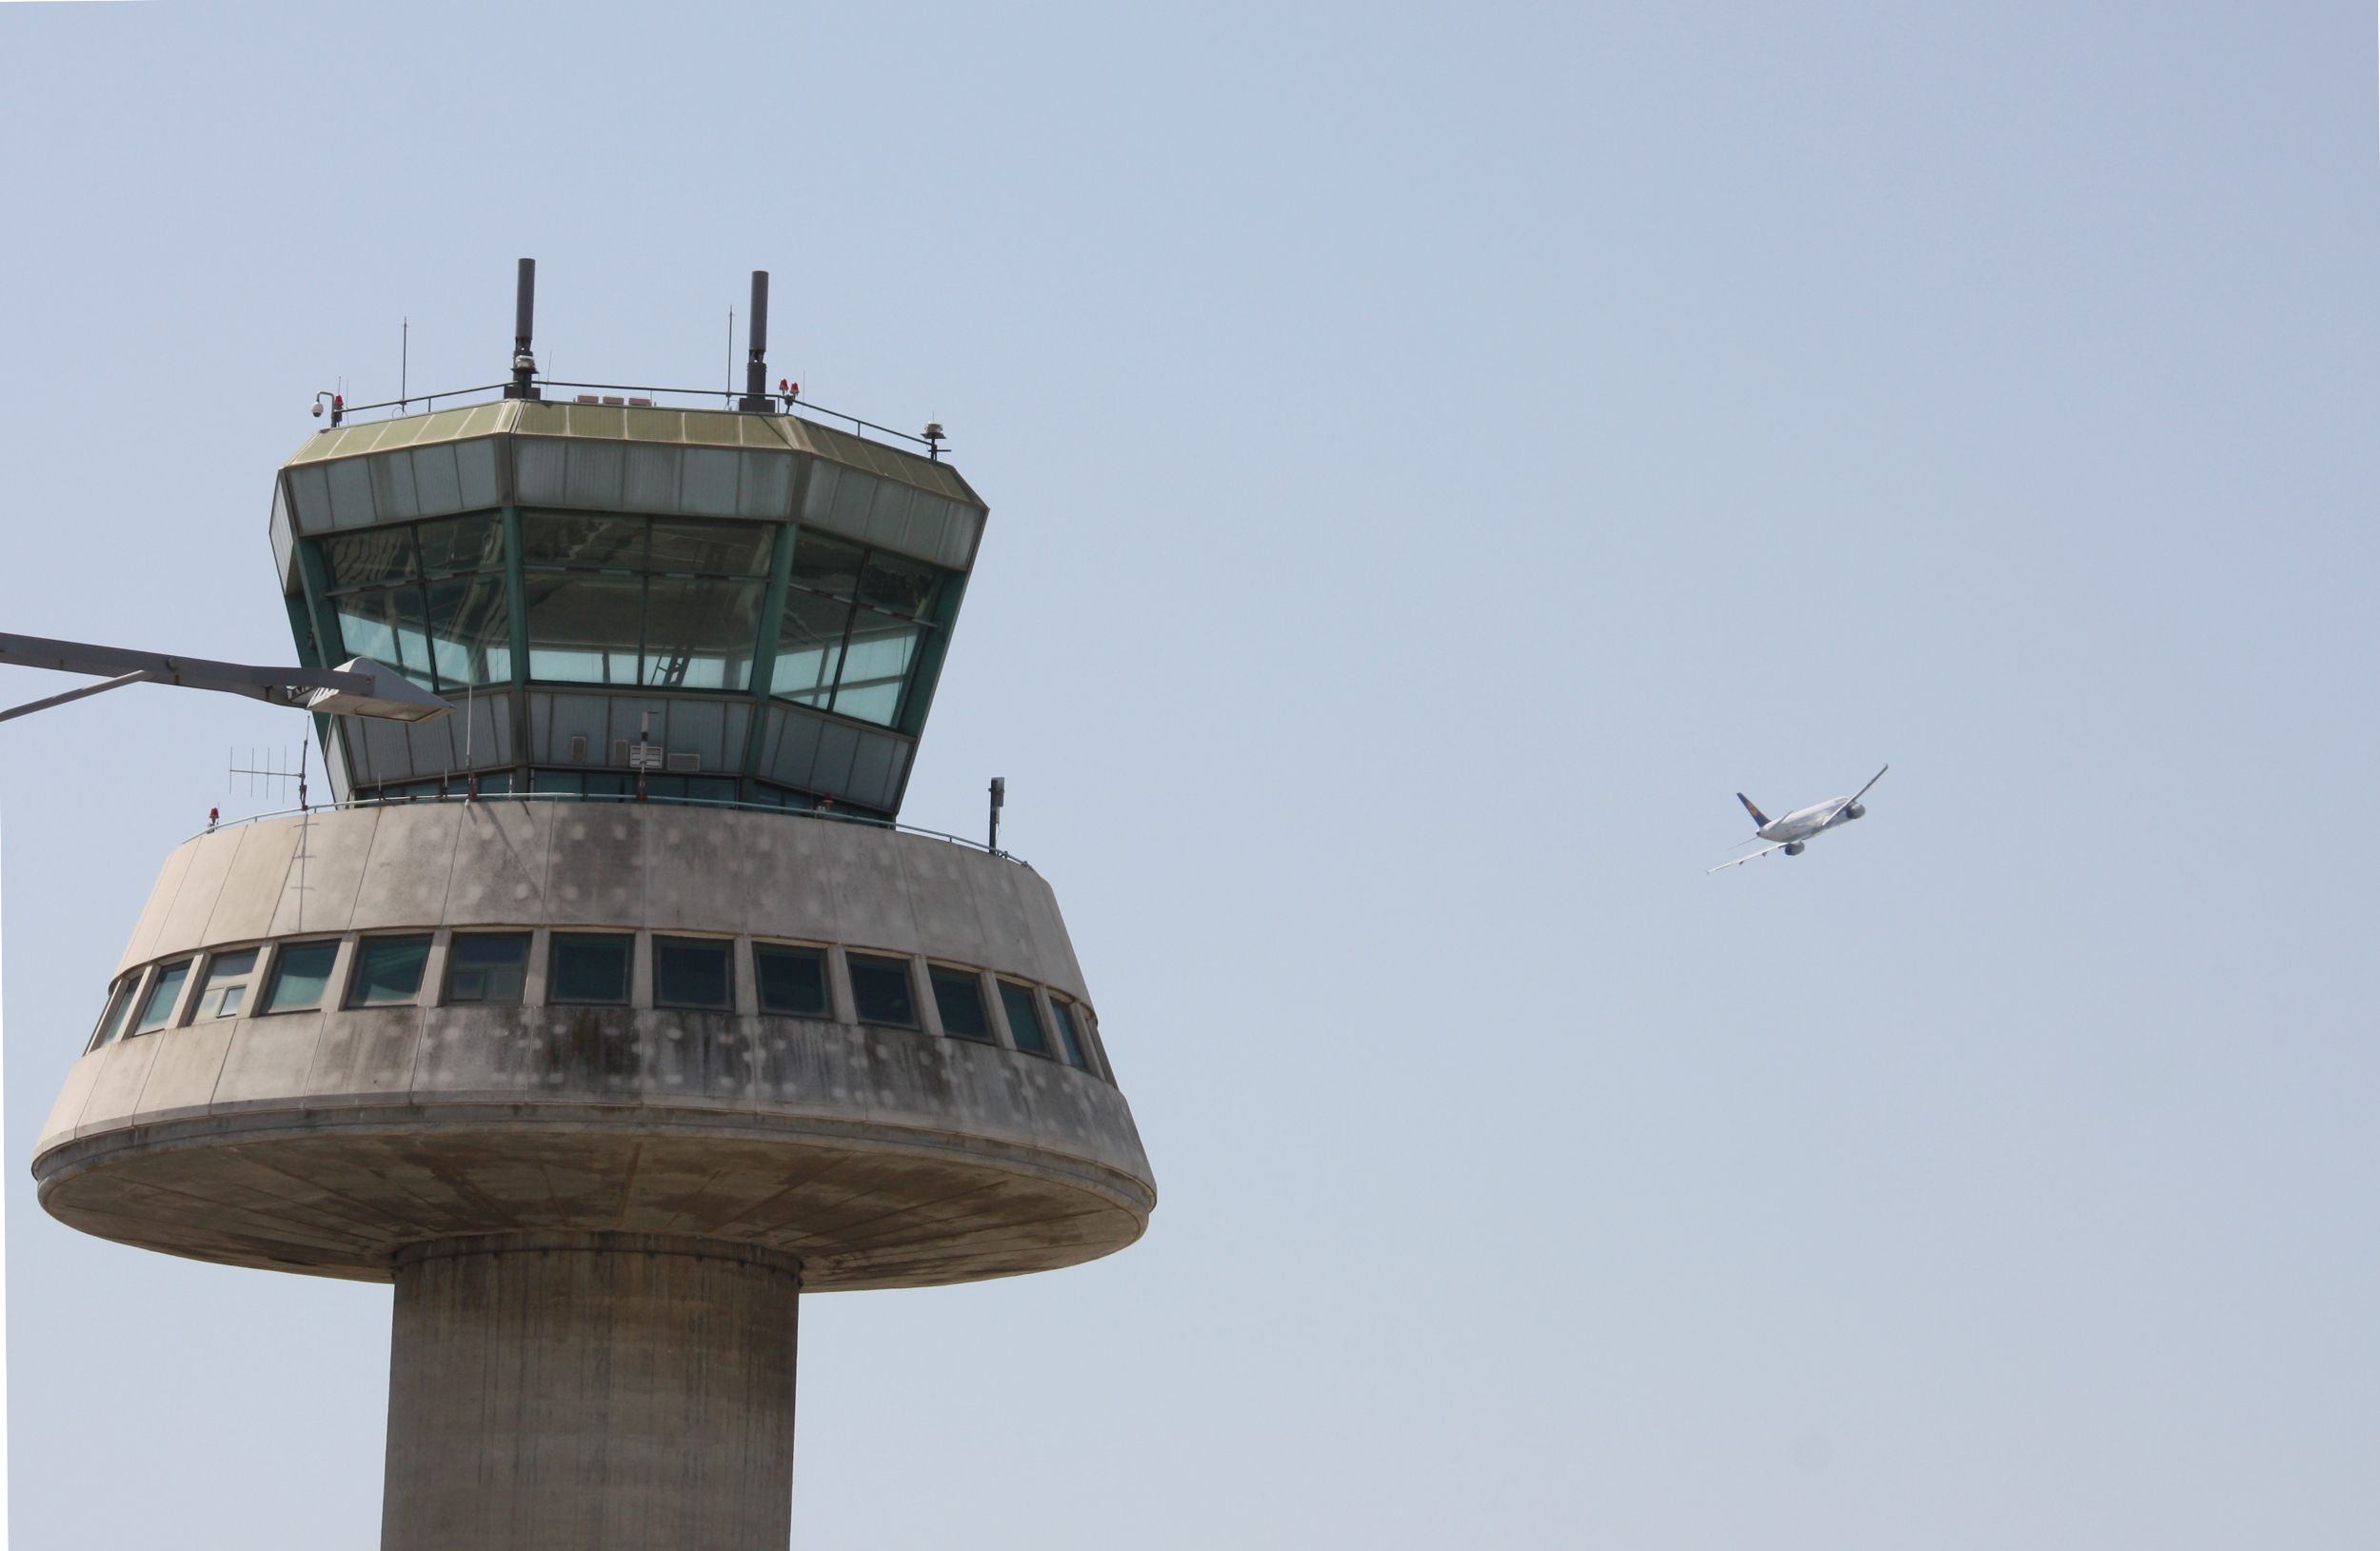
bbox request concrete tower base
[380,1234,802,1551]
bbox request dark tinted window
[999,982,1049,1056]
[846,953,917,1026]
[551,933,632,1005]
[654,937,732,1010]
[446,932,530,1004]
[89,975,141,1052]
[930,966,992,1042]
[1050,999,1091,1070]
[260,942,340,1014]
[351,935,433,1006]
[755,944,829,1016]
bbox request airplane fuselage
[1758,799,1862,844]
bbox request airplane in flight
[1707,765,1889,872]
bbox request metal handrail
[191,789,1025,865]
[321,378,939,454]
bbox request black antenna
[506,257,540,400]
[400,316,409,409]
[738,270,771,411]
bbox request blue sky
[3,5,2376,1546]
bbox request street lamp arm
[0,631,452,724]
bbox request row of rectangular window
[87,934,1105,1077]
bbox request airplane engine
[1784,841,1806,856]
[1844,803,1865,821]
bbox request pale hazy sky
[4,5,2376,1547]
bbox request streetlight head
[306,658,454,723]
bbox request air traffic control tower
[31,261,1156,1550]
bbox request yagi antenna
[228,745,306,802]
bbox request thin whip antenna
[400,317,408,408]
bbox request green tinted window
[654,937,732,1010]
[643,576,764,689]
[424,573,513,686]
[351,935,432,1006]
[755,944,829,1016]
[133,960,193,1032]
[261,942,340,1014]
[930,966,992,1042]
[446,933,530,1004]
[846,953,917,1026]
[551,933,632,1005]
[789,533,865,599]
[857,552,941,618]
[998,982,1048,1056]
[649,519,772,576]
[325,527,420,587]
[414,513,504,573]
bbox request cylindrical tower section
[382,1233,799,1551]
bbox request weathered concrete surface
[381,1234,799,1551]
[34,802,1155,1290]
[111,802,1094,999]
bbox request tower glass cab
[272,401,984,820]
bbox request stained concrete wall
[381,1234,798,1551]
[114,801,1090,999]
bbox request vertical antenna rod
[506,257,541,401]
[738,269,771,411]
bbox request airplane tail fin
[1736,792,1770,827]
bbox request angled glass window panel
[133,960,193,1033]
[930,966,993,1042]
[857,552,942,619]
[415,512,505,573]
[789,533,865,601]
[260,941,340,1014]
[324,527,420,588]
[998,982,1049,1056]
[1050,998,1090,1070]
[90,974,141,1051]
[526,571,645,683]
[845,952,917,1027]
[445,932,530,1004]
[654,937,733,1010]
[426,572,514,687]
[754,944,829,1016]
[523,511,646,568]
[550,932,632,1005]
[351,934,432,1006]
[648,518,773,577]
[830,609,923,726]
[772,588,851,706]
[335,587,439,687]
[644,576,764,690]
[194,948,260,1019]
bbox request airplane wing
[1707,843,1786,874]
[1849,764,1889,805]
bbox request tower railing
[194,788,1028,865]
[319,378,940,454]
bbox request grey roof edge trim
[283,402,523,467]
